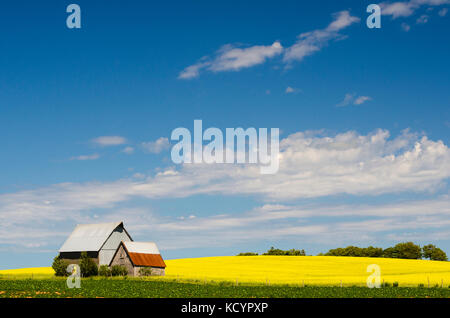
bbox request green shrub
[418,284,425,288]
[79,252,98,277]
[237,252,258,256]
[138,267,153,276]
[111,265,128,276]
[98,265,112,277]
[382,282,391,288]
[393,282,399,287]
[51,256,70,277]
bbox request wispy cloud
[92,136,127,147]
[179,10,359,79]
[209,41,283,72]
[354,95,372,105]
[178,62,209,79]
[337,93,372,106]
[70,153,100,161]
[285,86,296,94]
[121,146,135,155]
[141,137,170,154]
[439,7,449,16]
[380,0,449,19]
[416,14,430,23]
[283,11,359,64]
[401,22,412,31]
[178,42,283,79]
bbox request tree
[52,256,69,277]
[389,242,422,259]
[79,252,98,277]
[363,246,383,258]
[263,247,306,256]
[382,247,399,259]
[422,244,448,261]
[422,244,436,259]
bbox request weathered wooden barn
[59,221,133,266]
[110,241,166,276]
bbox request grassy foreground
[0,279,450,298]
[1,256,450,287]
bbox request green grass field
[0,278,450,298]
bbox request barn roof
[122,241,166,268]
[59,221,127,252]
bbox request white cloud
[381,1,417,18]
[416,14,430,23]
[283,11,359,63]
[178,62,209,79]
[178,42,283,79]
[92,136,127,146]
[141,137,170,154]
[285,86,295,94]
[2,129,449,211]
[1,129,450,251]
[70,153,100,161]
[401,22,412,31]
[179,10,359,78]
[337,93,372,106]
[209,41,283,72]
[381,0,450,19]
[122,146,135,155]
[354,96,372,105]
[336,93,355,107]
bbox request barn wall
[110,244,134,276]
[134,267,165,277]
[99,226,132,265]
[59,251,99,265]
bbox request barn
[59,221,133,266]
[110,241,166,276]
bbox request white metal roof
[59,222,124,252]
[123,241,160,254]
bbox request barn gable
[59,221,133,265]
[110,241,166,276]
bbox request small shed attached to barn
[59,221,133,266]
[110,241,166,276]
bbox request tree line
[237,242,448,261]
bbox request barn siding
[134,267,165,276]
[110,245,134,276]
[99,226,132,265]
[59,251,99,265]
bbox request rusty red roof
[128,252,166,268]
[120,241,166,268]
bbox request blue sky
[0,0,450,269]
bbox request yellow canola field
[0,267,55,279]
[2,256,450,287]
[165,256,450,287]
